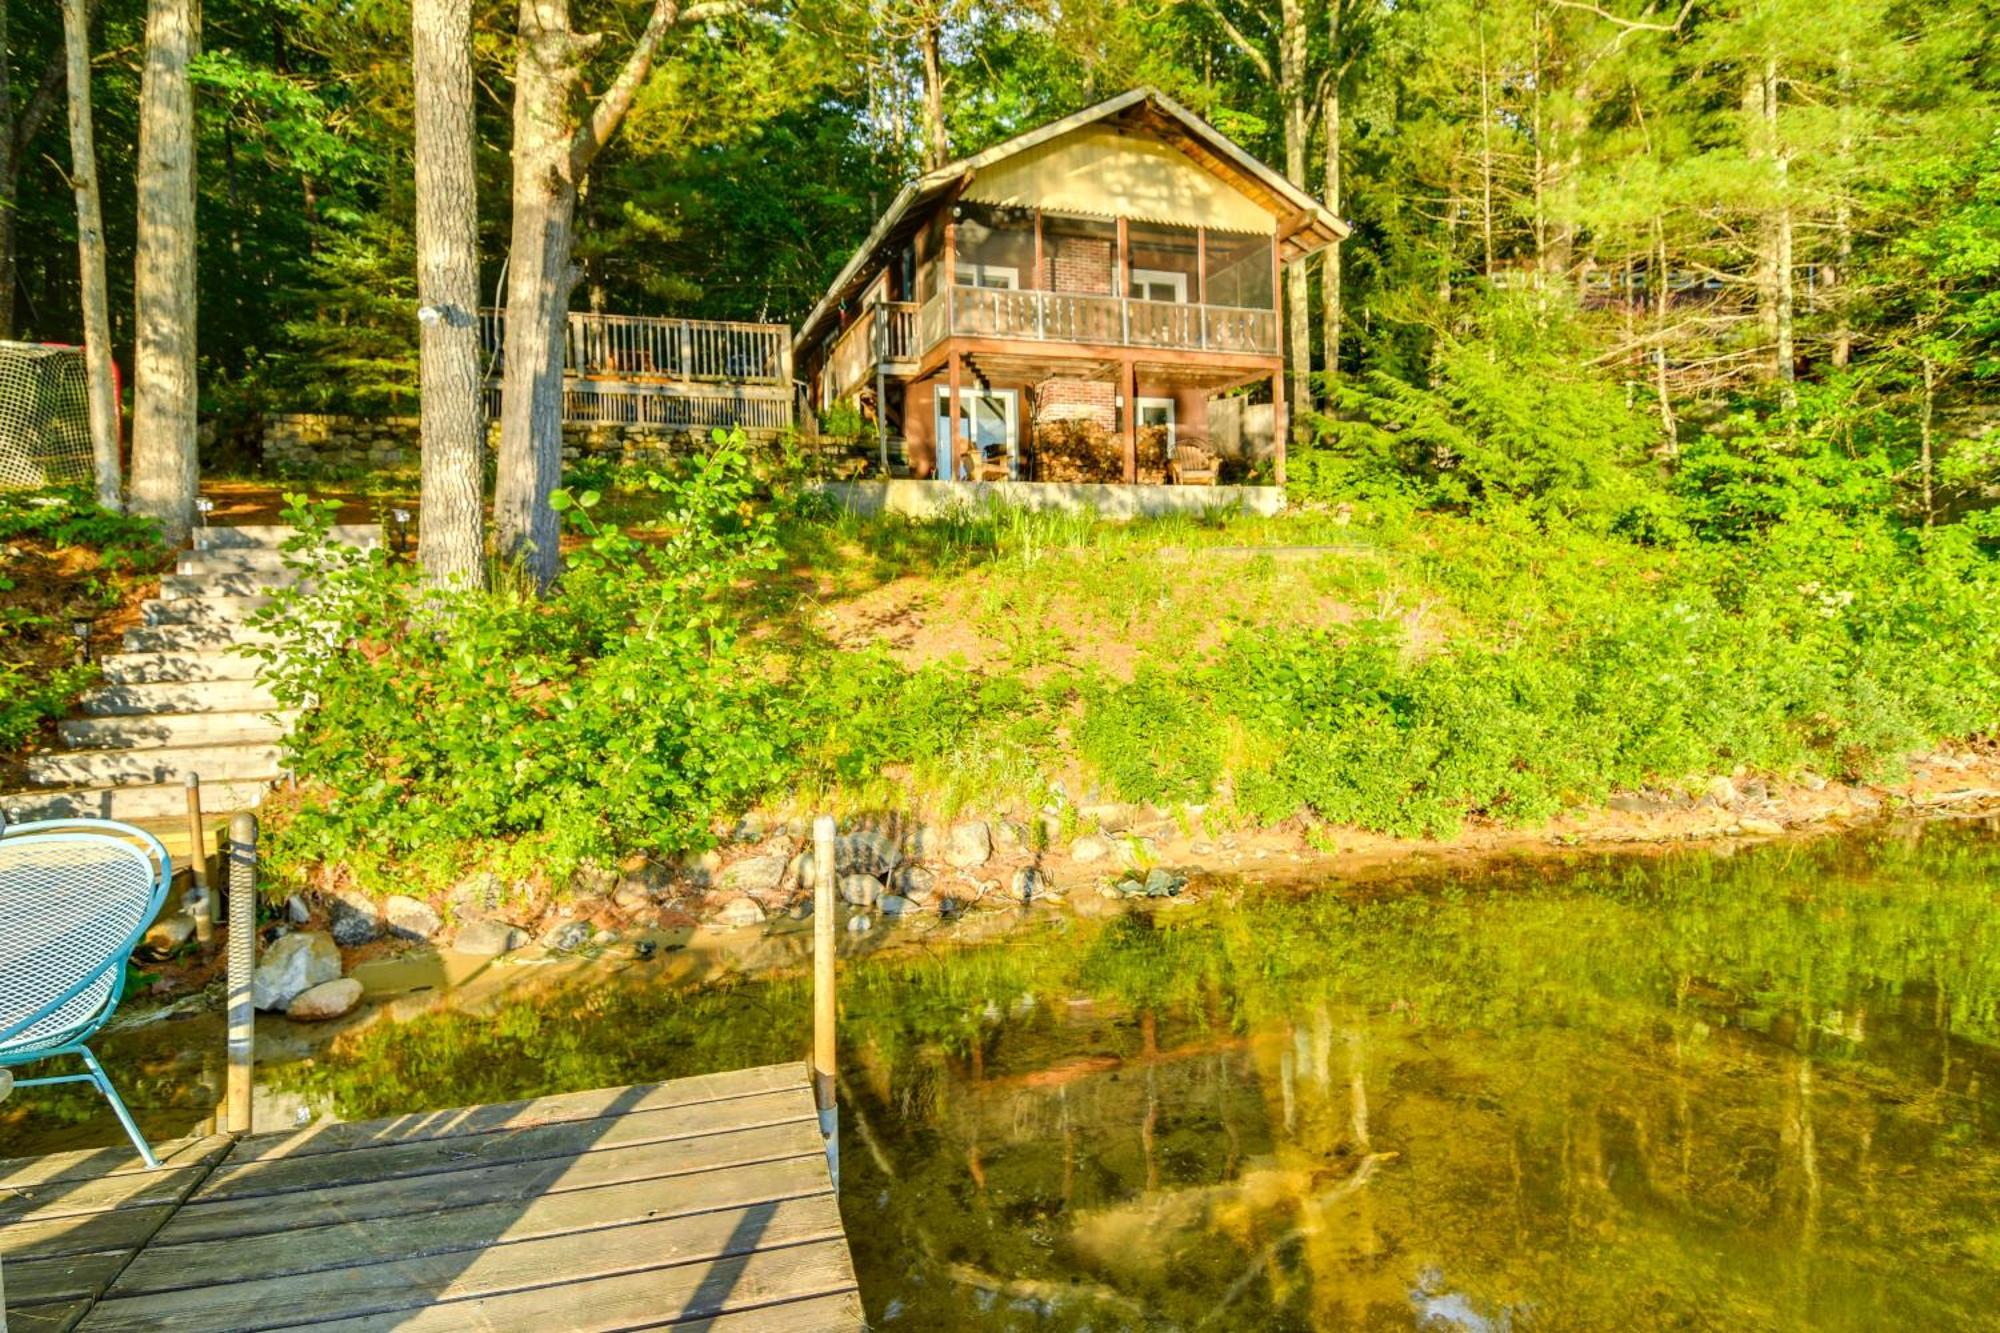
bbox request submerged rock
[287,977,362,1022]
[253,931,341,1011]
[877,894,916,918]
[539,919,592,952]
[839,873,884,908]
[713,896,767,929]
[452,918,524,957]
[1143,866,1187,898]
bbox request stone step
[176,548,304,577]
[1,779,268,824]
[100,650,262,685]
[142,595,271,626]
[26,742,283,789]
[195,523,382,551]
[60,709,296,750]
[160,570,306,600]
[122,623,282,653]
[80,679,280,717]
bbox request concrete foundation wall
[820,479,1286,520]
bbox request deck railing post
[812,814,838,1190]
[225,813,258,1135]
[184,773,214,951]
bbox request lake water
[8,821,2000,1329]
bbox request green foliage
[251,432,792,886]
[1297,298,1661,524]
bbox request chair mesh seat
[0,834,158,1057]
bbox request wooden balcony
[482,309,794,435]
[821,287,1277,403]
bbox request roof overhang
[794,88,1349,359]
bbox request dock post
[185,773,214,950]
[812,814,838,1190]
[225,813,258,1135]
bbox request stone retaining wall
[260,413,741,476]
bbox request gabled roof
[793,88,1349,357]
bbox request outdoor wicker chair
[0,817,173,1168]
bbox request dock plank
[82,1194,847,1330]
[3,1067,860,1333]
[192,1085,813,1203]
[156,1119,823,1245]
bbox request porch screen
[1127,223,1200,303]
[955,204,1036,289]
[1205,232,1274,309]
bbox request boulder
[253,931,342,1011]
[877,894,916,918]
[612,883,655,916]
[890,865,938,904]
[1703,776,1739,807]
[1011,867,1046,903]
[1608,793,1670,816]
[383,894,442,941]
[719,854,788,898]
[839,874,884,908]
[447,871,506,917]
[1143,867,1187,898]
[991,819,1030,854]
[1737,816,1785,836]
[453,918,525,957]
[1084,802,1141,833]
[714,896,767,929]
[540,919,592,952]
[838,830,900,876]
[1070,835,1112,864]
[326,888,381,947]
[904,825,945,861]
[945,821,992,869]
[139,913,196,960]
[287,978,363,1022]
[285,894,311,925]
[678,849,723,889]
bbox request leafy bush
[252,433,794,886]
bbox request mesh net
[0,341,93,492]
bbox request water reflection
[9,822,2000,1328]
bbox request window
[934,386,1020,479]
[955,263,1019,290]
[1137,397,1177,450]
[1129,268,1189,303]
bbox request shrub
[251,433,794,887]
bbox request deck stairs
[0,523,378,827]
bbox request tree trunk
[1766,56,1794,402]
[1652,218,1677,454]
[1321,11,1344,382]
[64,0,121,510]
[1477,15,1495,281]
[494,0,578,587]
[919,15,947,171]
[0,0,15,340]
[1279,0,1310,416]
[413,0,486,587]
[1919,357,1935,527]
[131,0,198,546]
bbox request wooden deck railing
[482,309,791,385]
[821,287,1278,402]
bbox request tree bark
[413,0,486,587]
[131,0,198,546]
[1279,0,1310,417]
[1321,6,1345,383]
[64,0,120,510]
[919,14,947,171]
[1766,55,1794,402]
[494,0,694,587]
[0,0,15,340]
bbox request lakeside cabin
[793,88,1348,496]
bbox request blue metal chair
[0,817,172,1168]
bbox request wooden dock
[0,1063,861,1332]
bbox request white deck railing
[481,309,791,386]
